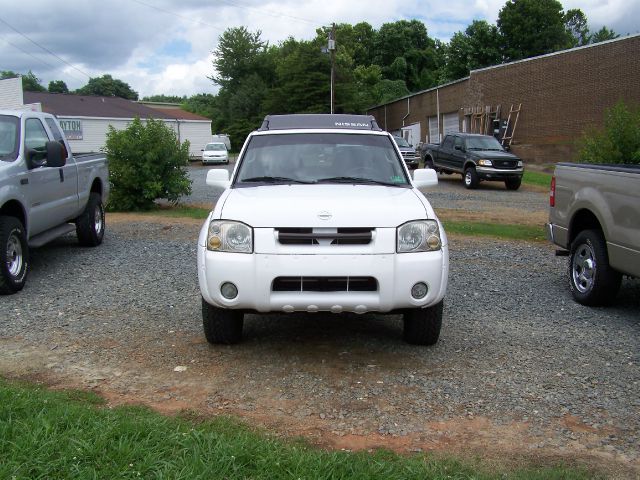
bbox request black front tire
[569,229,622,306]
[505,177,522,190]
[403,301,443,345]
[76,192,105,247]
[202,298,244,344]
[0,216,29,295]
[463,167,479,189]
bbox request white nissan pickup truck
[198,114,448,345]
[0,110,109,294]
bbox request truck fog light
[220,282,238,299]
[208,236,221,250]
[427,235,441,250]
[411,282,428,299]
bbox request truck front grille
[493,160,518,169]
[272,276,378,292]
[277,228,373,245]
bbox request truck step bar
[29,223,76,248]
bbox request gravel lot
[1,166,638,476]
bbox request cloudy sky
[1,0,638,99]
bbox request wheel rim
[94,204,104,235]
[572,242,596,294]
[6,232,23,277]
[464,171,471,185]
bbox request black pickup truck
[421,133,524,190]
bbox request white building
[0,78,213,157]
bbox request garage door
[443,112,460,135]
[428,116,439,143]
[401,123,421,147]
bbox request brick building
[367,34,640,165]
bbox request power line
[0,34,86,84]
[130,0,226,32]
[217,0,323,26]
[0,15,91,79]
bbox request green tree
[373,20,440,91]
[443,20,502,81]
[265,38,330,114]
[0,70,19,80]
[48,80,69,93]
[103,117,191,210]
[497,0,572,61]
[76,74,138,100]
[20,71,47,92]
[578,101,640,165]
[590,26,619,43]
[211,27,268,91]
[564,9,590,47]
[141,94,187,103]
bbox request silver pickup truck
[547,162,640,305]
[0,110,109,294]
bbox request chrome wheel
[6,232,23,278]
[464,171,472,186]
[572,242,596,294]
[94,204,104,236]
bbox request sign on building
[59,119,83,140]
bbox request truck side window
[454,137,463,150]
[24,118,50,164]
[442,136,453,150]
[45,118,69,158]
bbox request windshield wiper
[239,176,312,184]
[316,176,399,186]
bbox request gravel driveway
[1,211,638,475]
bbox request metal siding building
[367,34,640,165]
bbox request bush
[104,117,192,211]
[577,101,640,165]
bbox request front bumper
[202,156,228,164]
[476,166,523,180]
[198,247,449,313]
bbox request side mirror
[206,169,230,189]
[454,144,462,151]
[45,141,66,168]
[412,168,438,188]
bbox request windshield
[205,143,226,151]
[234,133,410,187]
[393,136,412,148]
[0,115,19,161]
[465,136,504,151]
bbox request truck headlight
[207,220,253,253]
[397,220,441,253]
[478,159,493,166]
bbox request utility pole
[328,23,336,114]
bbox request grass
[444,220,546,242]
[0,379,597,479]
[522,170,553,188]
[110,205,211,219]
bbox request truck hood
[469,150,520,160]
[219,185,429,227]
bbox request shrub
[104,117,192,211]
[577,101,640,165]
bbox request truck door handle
[20,178,29,185]
[59,169,64,182]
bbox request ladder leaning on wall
[501,103,522,147]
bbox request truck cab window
[24,118,49,164]
[45,117,69,158]
[442,136,453,150]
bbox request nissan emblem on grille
[318,211,332,220]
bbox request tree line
[4,0,619,150]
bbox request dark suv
[393,136,419,169]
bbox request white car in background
[198,114,448,345]
[201,142,229,165]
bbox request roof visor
[259,114,381,131]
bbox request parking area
[1,165,639,475]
